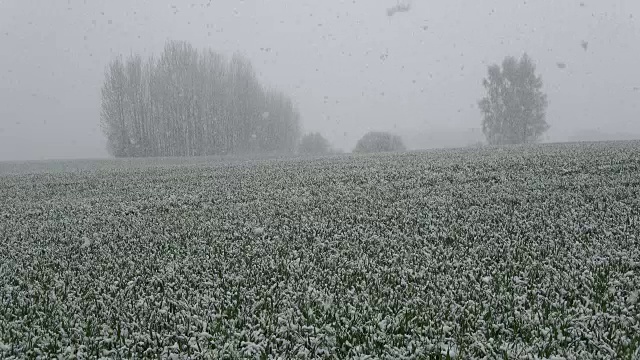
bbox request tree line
[100,40,300,157]
[101,41,550,157]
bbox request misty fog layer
[1,0,639,161]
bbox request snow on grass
[0,141,639,359]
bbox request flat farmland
[1,142,639,359]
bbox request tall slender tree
[100,57,131,157]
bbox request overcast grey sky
[1,0,639,160]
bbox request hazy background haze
[1,0,639,160]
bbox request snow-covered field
[1,142,639,359]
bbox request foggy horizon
[1,0,639,161]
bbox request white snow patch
[80,236,92,249]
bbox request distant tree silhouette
[386,2,411,16]
[298,132,331,155]
[479,53,549,145]
[100,40,300,157]
[354,131,405,153]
